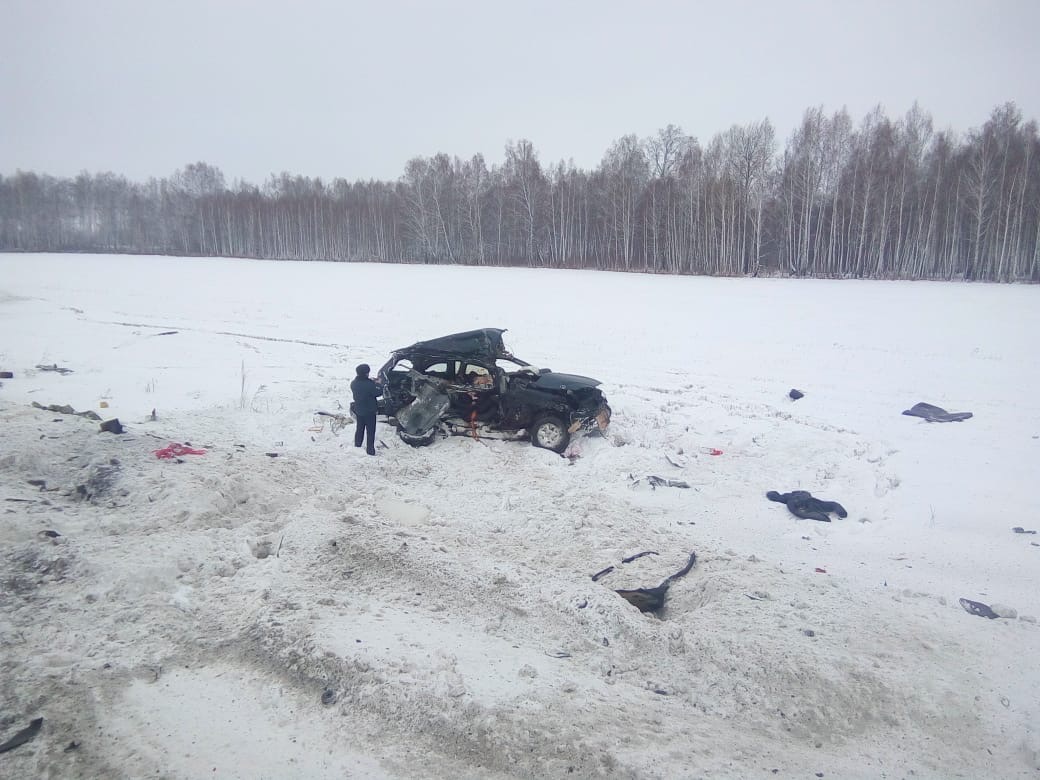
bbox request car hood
[531,372,603,391]
[392,328,514,363]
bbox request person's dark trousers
[355,413,377,455]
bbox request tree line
[2,102,1037,281]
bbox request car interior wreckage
[369,328,611,453]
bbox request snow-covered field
[1,253,1038,779]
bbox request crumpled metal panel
[391,328,512,363]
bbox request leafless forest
[2,103,1037,281]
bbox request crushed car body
[374,328,611,452]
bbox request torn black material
[99,418,124,434]
[902,402,973,423]
[959,598,1000,619]
[767,490,848,522]
[0,717,43,753]
[614,552,697,613]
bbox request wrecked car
[374,328,611,453]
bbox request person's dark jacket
[350,376,383,416]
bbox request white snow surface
[1,253,1038,779]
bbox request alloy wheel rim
[537,422,564,447]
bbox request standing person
[350,363,382,455]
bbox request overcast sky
[3,0,1038,185]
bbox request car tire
[396,425,438,447]
[529,415,570,453]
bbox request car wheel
[530,415,570,453]
[397,425,438,447]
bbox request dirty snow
[0,253,1038,779]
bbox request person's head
[356,363,370,378]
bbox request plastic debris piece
[646,475,691,489]
[621,551,659,564]
[36,363,73,375]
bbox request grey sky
[3,0,1038,185]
